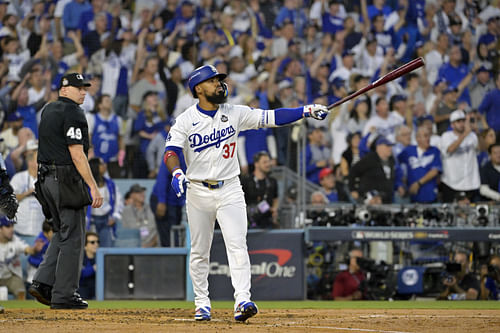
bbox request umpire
[28,73,103,309]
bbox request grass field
[3,299,500,309]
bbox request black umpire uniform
[29,73,102,309]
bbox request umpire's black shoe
[28,281,52,306]
[50,295,88,310]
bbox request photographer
[241,151,279,229]
[480,255,500,300]
[438,251,480,300]
[332,248,365,300]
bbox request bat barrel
[327,57,425,111]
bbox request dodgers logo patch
[221,115,228,122]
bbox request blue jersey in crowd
[27,231,49,268]
[92,114,120,163]
[240,128,273,166]
[133,111,164,154]
[478,88,500,132]
[398,145,442,203]
[437,62,471,105]
[17,105,38,138]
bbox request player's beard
[206,89,227,105]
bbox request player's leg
[186,183,217,313]
[215,177,257,321]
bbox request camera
[487,265,500,280]
[356,208,371,223]
[443,262,462,282]
[475,204,489,226]
[356,257,395,300]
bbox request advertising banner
[208,230,305,300]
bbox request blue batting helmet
[0,215,15,227]
[188,65,227,98]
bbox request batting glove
[303,104,329,120]
[171,169,189,197]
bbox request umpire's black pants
[33,169,86,303]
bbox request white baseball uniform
[166,103,270,309]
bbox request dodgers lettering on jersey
[166,104,264,181]
[189,126,236,152]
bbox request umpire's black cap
[59,73,91,89]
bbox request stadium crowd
[0,0,499,301]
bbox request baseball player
[163,65,328,322]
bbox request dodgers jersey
[166,103,264,181]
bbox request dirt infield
[2,308,500,332]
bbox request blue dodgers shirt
[478,88,500,132]
[398,145,442,203]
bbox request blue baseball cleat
[195,306,211,321]
[234,301,258,322]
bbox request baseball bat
[327,57,425,111]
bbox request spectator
[302,127,332,185]
[8,70,51,138]
[438,250,480,300]
[477,128,497,168]
[78,0,113,39]
[274,0,308,38]
[128,55,167,117]
[146,118,174,179]
[398,126,442,203]
[479,142,500,201]
[329,49,356,84]
[349,136,402,204]
[0,216,41,300]
[121,184,157,248]
[339,132,361,179]
[480,255,500,300]
[321,0,345,35]
[62,0,92,34]
[434,86,458,135]
[425,34,449,86]
[5,127,35,175]
[150,156,186,247]
[318,167,349,203]
[0,111,24,151]
[393,125,412,159]
[78,232,99,300]
[132,91,166,178]
[87,94,125,178]
[478,72,500,134]
[469,66,495,111]
[332,248,365,300]
[440,110,480,202]
[362,97,403,143]
[2,36,31,82]
[436,45,472,106]
[26,220,53,284]
[88,157,122,248]
[241,151,279,229]
[10,144,44,237]
[48,31,85,90]
[81,12,109,58]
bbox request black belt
[201,181,224,189]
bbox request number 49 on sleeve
[66,127,82,140]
